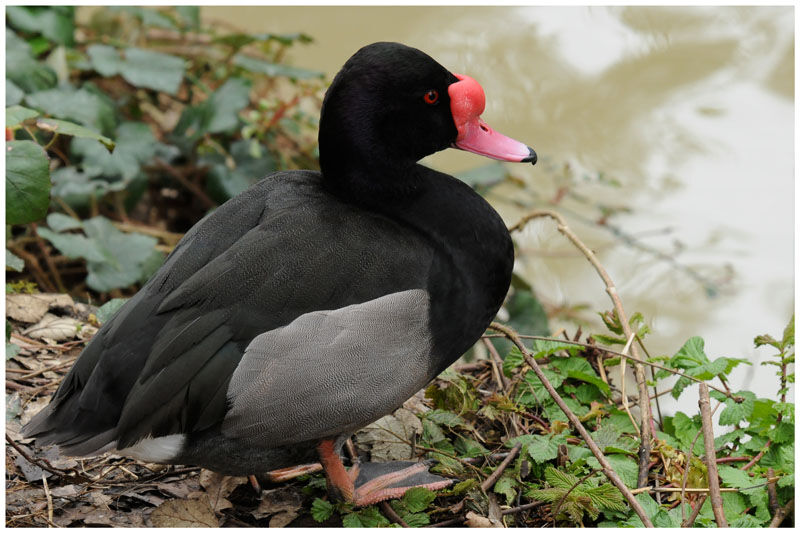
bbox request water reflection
[202,6,794,409]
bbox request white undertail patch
[116,434,186,463]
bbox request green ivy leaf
[232,53,324,80]
[6,6,75,46]
[310,498,333,523]
[6,105,39,127]
[6,140,51,225]
[25,86,116,136]
[121,48,186,95]
[455,161,509,189]
[36,117,115,151]
[37,216,164,292]
[7,80,25,107]
[95,298,128,324]
[6,30,58,93]
[6,250,25,272]
[201,140,275,203]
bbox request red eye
[423,89,439,105]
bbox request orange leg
[316,438,452,507]
[265,462,324,483]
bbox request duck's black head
[318,42,536,198]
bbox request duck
[24,41,536,506]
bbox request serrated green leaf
[777,473,793,488]
[730,514,764,527]
[544,465,579,489]
[516,367,561,407]
[401,487,436,513]
[606,454,639,489]
[718,390,756,426]
[6,105,39,127]
[772,421,794,443]
[400,511,429,527]
[494,475,517,506]
[6,140,51,224]
[454,436,487,458]
[531,338,583,358]
[509,434,560,464]
[347,506,390,528]
[583,483,626,512]
[6,250,24,272]
[341,513,362,527]
[717,464,759,489]
[310,498,333,523]
[425,409,469,429]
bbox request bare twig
[767,467,778,514]
[424,516,467,527]
[683,494,707,527]
[380,501,409,527]
[151,157,216,209]
[480,443,521,492]
[509,209,652,489]
[5,433,88,481]
[482,337,510,391]
[489,322,654,527]
[698,383,726,527]
[768,498,794,528]
[680,400,721,524]
[742,441,770,471]
[501,500,546,515]
[42,473,54,526]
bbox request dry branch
[489,321,654,527]
[698,383,727,527]
[510,210,654,488]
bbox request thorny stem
[480,443,521,493]
[510,209,653,488]
[489,322,654,527]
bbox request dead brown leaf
[465,510,504,528]
[6,293,74,324]
[250,485,304,525]
[197,470,247,513]
[22,313,86,342]
[150,498,219,527]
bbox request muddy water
[202,6,794,411]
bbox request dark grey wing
[25,171,435,455]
